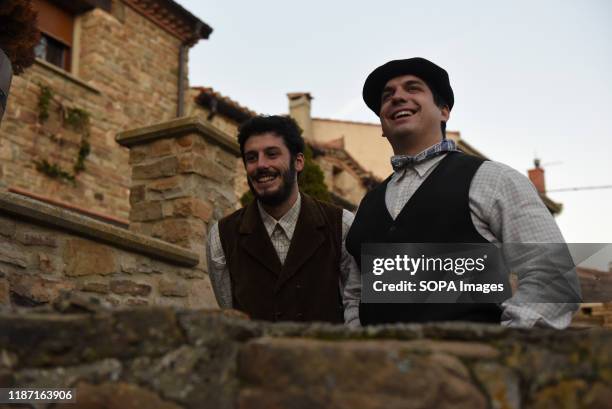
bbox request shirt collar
[257,193,302,239]
[412,153,448,177]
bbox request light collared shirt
[207,194,361,327]
[382,153,578,329]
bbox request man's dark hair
[431,88,448,137]
[237,115,305,160]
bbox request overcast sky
[177,0,612,266]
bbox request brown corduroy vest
[218,194,344,323]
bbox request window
[31,0,74,71]
[34,34,70,70]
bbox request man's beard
[247,161,297,207]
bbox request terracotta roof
[193,86,257,123]
[123,0,213,45]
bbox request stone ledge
[34,58,102,95]
[116,115,240,156]
[0,192,199,267]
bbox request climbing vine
[33,84,92,183]
[37,85,52,122]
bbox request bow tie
[390,139,458,171]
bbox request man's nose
[256,156,271,168]
[391,89,408,104]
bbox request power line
[547,185,612,193]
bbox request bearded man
[206,115,360,325]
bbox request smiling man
[346,57,580,328]
[206,115,360,325]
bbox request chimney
[528,158,546,194]
[288,92,313,141]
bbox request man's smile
[390,107,419,121]
[252,170,280,188]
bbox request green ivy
[73,139,91,173]
[64,107,90,133]
[37,85,53,122]
[33,159,75,183]
[34,85,92,182]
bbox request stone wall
[0,191,215,309]
[0,115,244,310]
[0,4,187,221]
[116,116,241,254]
[1,308,610,409]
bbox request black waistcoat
[218,194,344,323]
[346,151,503,325]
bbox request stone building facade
[1,116,239,309]
[0,0,212,222]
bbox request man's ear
[440,105,450,122]
[295,152,305,172]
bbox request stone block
[217,148,239,170]
[176,134,195,148]
[0,242,28,269]
[149,138,175,158]
[105,296,120,306]
[159,278,188,298]
[0,218,16,238]
[120,255,154,275]
[473,362,521,409]
[184,276,217,309]
[151,219,205,248]
[238,338,486,408]
[110,279,152,296]
[38,253,58,274]
[80,282,110,294]
[146,175,188,200]
[170,198,213,222]
[130,184,146,205]
[8,273,75,304]
[16,231,57,247]
[176,152,198,173]
[64,239,117,277]
[177,153,226,182]
[132,156,178,180]
[130,201,163,222]
[126,298,149,306]
[176,267,206,280]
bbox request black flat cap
[362,57,454,116]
